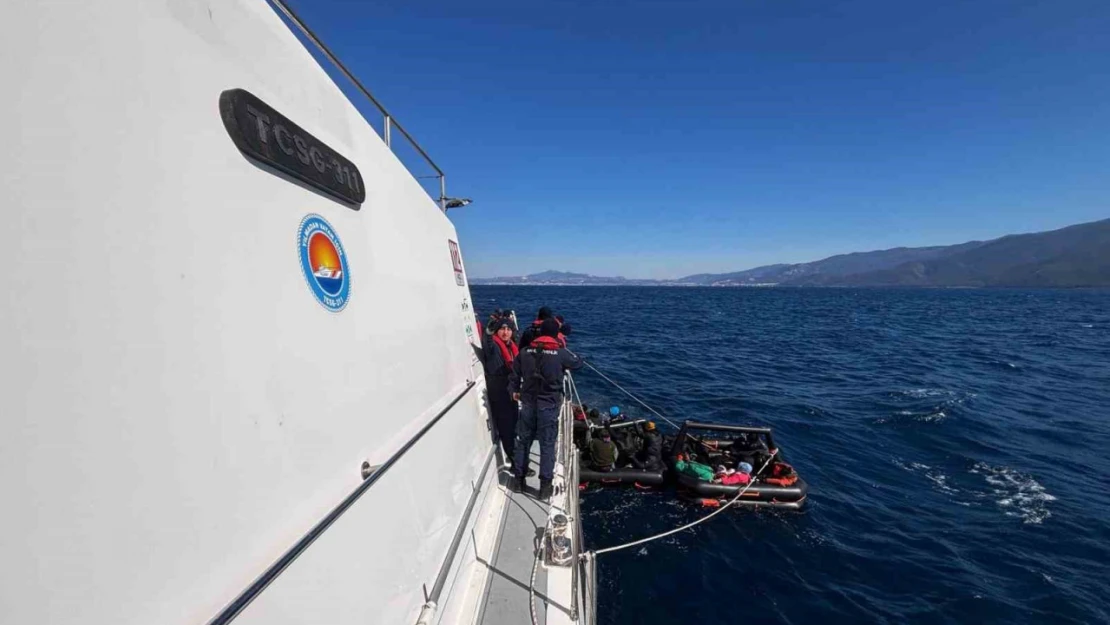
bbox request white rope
[580,360,682,431]
[579,360,715,451]
[528,517,549,625]
[568,371,586,416]
[591,449,778,556]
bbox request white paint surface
[0,1,513,623]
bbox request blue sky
[288,0,1110,279]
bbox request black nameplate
[220,89,365,207]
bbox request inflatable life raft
[668,421,808,510]
[579,463,667,486]
[577,419,668,486]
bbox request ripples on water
[473,286,1110,624]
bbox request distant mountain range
[472,270,667,287]
[471,218,1110,288]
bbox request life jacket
[557,332,567,348]
[528,336,561,350]
[523,335,560,399]
[490,333,518,371]
[765,462,798,486]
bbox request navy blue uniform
[517,320,542,350]
[483,335,519,464]
[508,336,584,480]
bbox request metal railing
[415,443,498,624]
[267,0,451,211]
[580,551,597,624]
[208,380,477,625]
[557,377,577,621]
[561,372,596,624]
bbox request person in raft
[611,420,642,467]
[509,317,584,500]
[713,465,751,485]
[483,316,533,476]
[629,421,664,471]
[588,428,619,472]
[517,306,554,348]
[674,454,715,481]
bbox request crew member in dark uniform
[517,306,554,349]
[484,317,528,474]
[508,317,583,500]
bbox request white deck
[477,443,583,625]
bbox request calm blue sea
[472,286,1110,625]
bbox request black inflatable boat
[668,421,808,510]
[577,419,668,486]
[579,464,667,486]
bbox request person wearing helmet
[508,317,584,500]
[630,421,664,471]
[609,406,626,422]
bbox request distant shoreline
[469,218,1110,289]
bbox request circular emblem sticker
[297,214,351,312]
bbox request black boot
[508,476,522,493]
[511,463,536,478]
[538,479,554,501]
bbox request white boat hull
[0,1,524,623]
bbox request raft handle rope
[579,359,683,431]
[590,448,778,556]
[579,358,714,450]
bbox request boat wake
[970,462,1056,525]
[894,459,1056,524]
[876,408,950,424]
[893,460,962,496]
[870,388,976,425]
[900,388,954,399]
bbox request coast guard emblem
[298,214,351,312]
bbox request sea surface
[471,286,1110,625]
